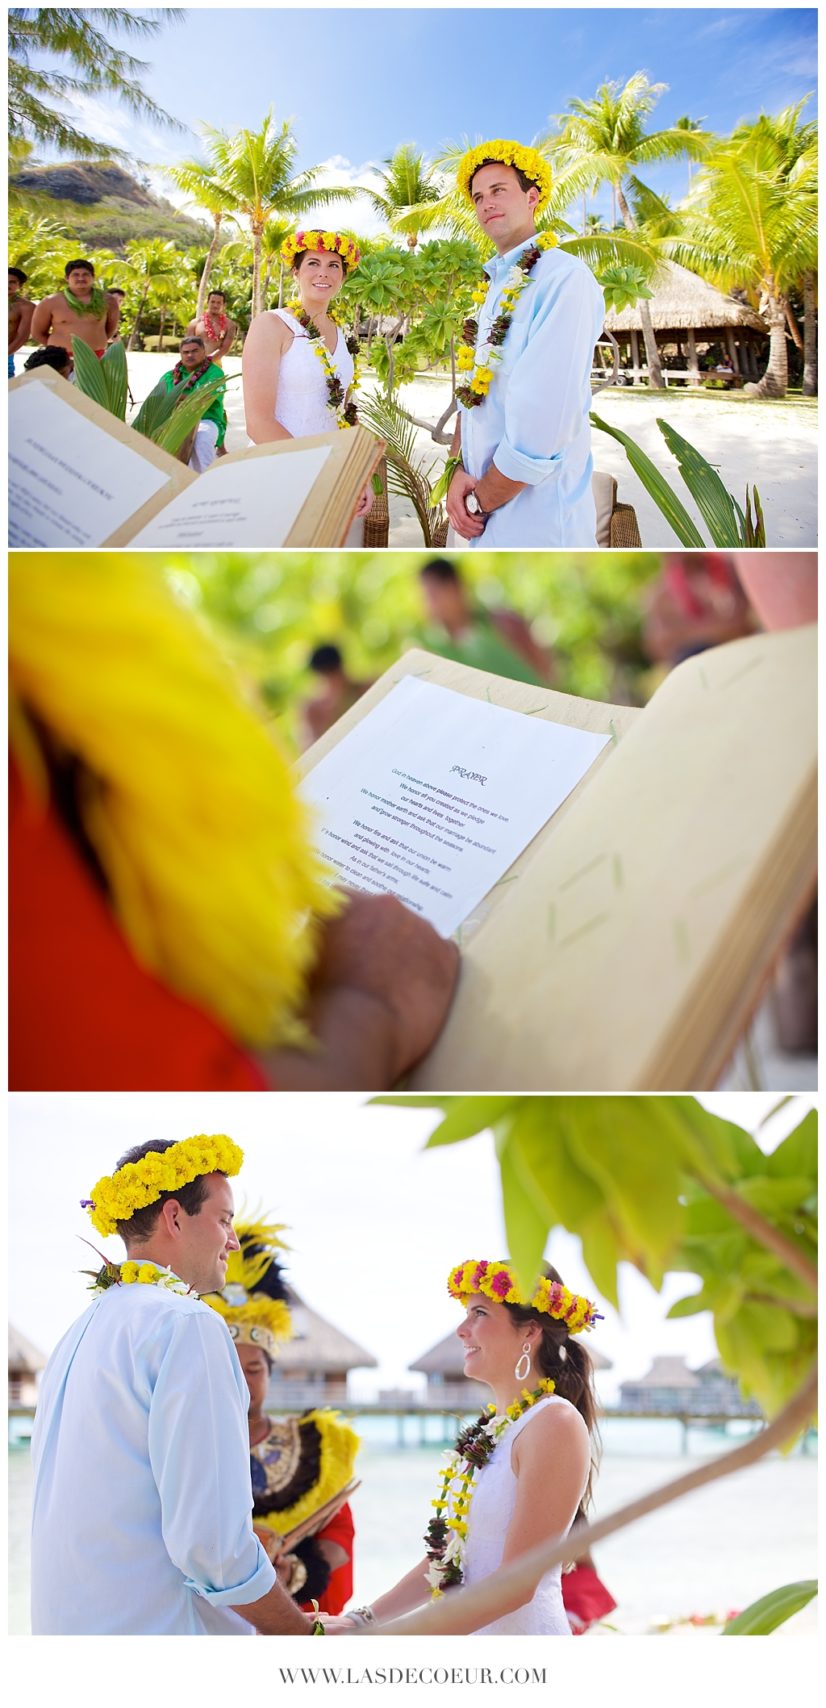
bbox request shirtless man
[31,258,119,358]
[9,267,34,378]
[187,288,236,365]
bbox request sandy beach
[20,348,815,550]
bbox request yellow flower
[456,344,475,371]
[457,139,552,215]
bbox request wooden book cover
[9,368,382,549]
[298,630,816,1091]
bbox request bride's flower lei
[424,1377,555,1596]
[287,299,360,429]
[456,231,557,410]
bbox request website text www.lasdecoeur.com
[277,1667,547,1687]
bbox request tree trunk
[196,213,223,320]
[157,307,166,351]
[803,271,817,396]
[616,183,664,387]
[127,285,149,351]
[753,293,788,398]
[251,222,264,319]
[582,191,587,236]
[784,302,803,351]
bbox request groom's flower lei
[455,232,558,410]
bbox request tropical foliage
[369,1094,817,1636]
[8,7,182,158]
[72,335,227,456]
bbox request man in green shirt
[161,335,227,472]
[418,557,553,686]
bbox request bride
[327,1260,601,1635]
[242,228,373,533]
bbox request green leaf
[497,1129,552,1295]
[71,336,108,411]
[505,1102,605,1227]
[656,417,745,546]
[424,1098,524,1148]
[101,339,128,421]
[590,411,705,546]
[735,1175,815,1216]
[765,1111,817,1183]
[721,1581,817,1635]
[578,1208,621,1307]
[667,1288,711,1319]
[154,375,228,457]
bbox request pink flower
[491,1269,512,1298]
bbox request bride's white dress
[463,1395,576,1635]
[268,307,353,437]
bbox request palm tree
[8,7,183,160]
[390,137,662,309]
[544,74,712,387]
[730,100,817,397]
[366,145,441,250]
[669,112,817,398]
[113,239,186,349]
[166,159,241,318]
[193,111,358,317]
[675,114,706,195]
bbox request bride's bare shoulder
[513,1397,590,1467]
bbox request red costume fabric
[299,1502,355,1615]
[561,1562,617,1633]
[10,761,266,1091]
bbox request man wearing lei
[30,1135,326,1635]
[186,287,237,367]
[159,334,228,472]
[443,141,604,548]
[31,257,120,358]
[203,1218,360,1615]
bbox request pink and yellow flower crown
[81,1134,244,1238]
[280,230,361,270]
[447,1259,601,1335]
[457,140,552,216]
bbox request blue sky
[36,6,818,229]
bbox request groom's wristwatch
[465,491,487,520]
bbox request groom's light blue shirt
[459,237,605,546]
[31,1283,276,1634]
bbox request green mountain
[10,160,210,251]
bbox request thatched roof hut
[265,1284,377,1410]
[604,261,767,382]
[411,1331,612,1378]
[9,1323,48,1407]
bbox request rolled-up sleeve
[148,1311,276,1608]
[493,264,605,485]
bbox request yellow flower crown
[280,230,361,270]
[82,1134,244,1238]
[457,140,552,215]
[204,1214,292,1360]
[447,1259,602,1335]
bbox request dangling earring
[514,1342,532,1382]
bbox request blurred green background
[163,550,664,750]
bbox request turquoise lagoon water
[9,1416,817,1635]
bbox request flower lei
[171,355,213,388]
[447,1259,602,1335]
[287,300,360,429]
[81,1134,244,1238]
[86,1258,194,1298]
[424,1378,556,1596]
[455,231,557,410]
[202,309,227,344]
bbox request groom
[446,141,605,547]
[30,1136,320,1635]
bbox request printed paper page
[300,677,610,936]
[129,444,332,546]
[9,382,170,547]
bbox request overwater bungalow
[410,1331,612,1412]
[267,1285,378,1412]
[604,260,768,385]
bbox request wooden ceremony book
[9,368,382,549]
[298,629,817,1091]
